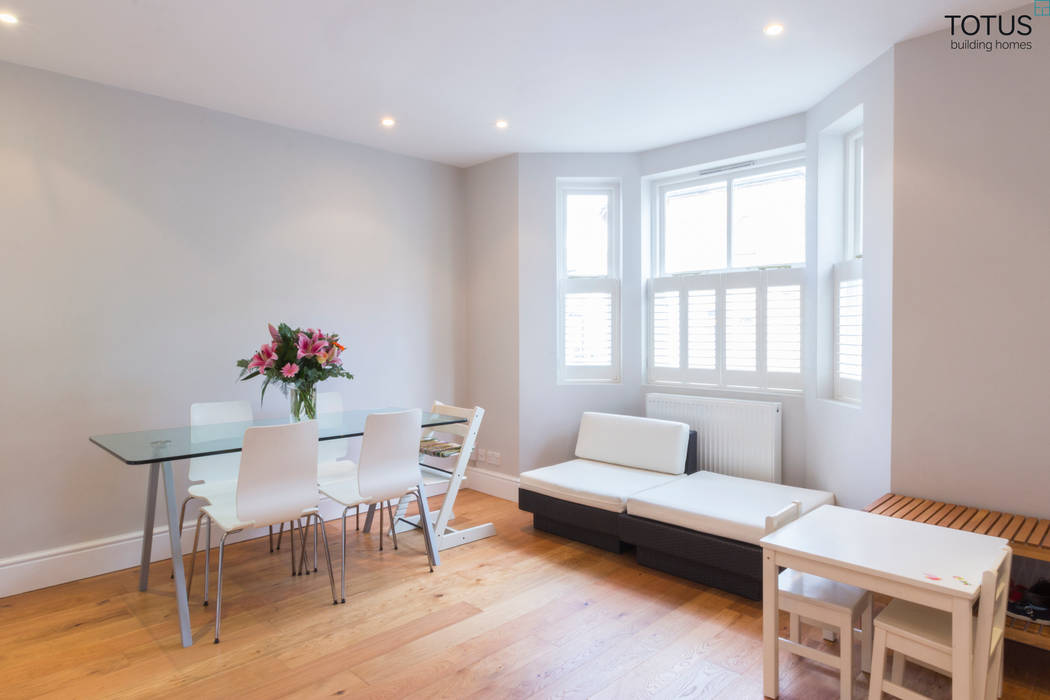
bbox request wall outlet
[487,451,501,466]
[474,448,486,464]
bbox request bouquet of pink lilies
[236,323,353,420]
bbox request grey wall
[891,23,1050,516]
[516,153,644,473]
[463,155,520,475]
[0,60,466,557]
[803,49,895,508]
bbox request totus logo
[945,9,1036,51]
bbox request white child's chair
[320,409,436,603]
[868,546,1012,700]
[187,420,336,643]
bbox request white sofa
[518,412,695,552]
[519,411,835,599]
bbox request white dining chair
[320,409,435,603]
[187,419,336,643]
[171,401,253,579]
[868,546,1012,699]
[277,391,352,570]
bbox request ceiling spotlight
[495,119,509,130]
[0,13,18,24]
[380,117,396,128]
[763,22,784,36]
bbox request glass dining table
[90,409,467,648]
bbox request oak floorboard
[2,490,1050,699]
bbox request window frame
[646,157,806,392]
[654,158,807,278]
[845,127,864,260]
[556,179,621,384]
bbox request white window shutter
[834,259,863,401]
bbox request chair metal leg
[203,515,211,606]
[313,514,338,605]
[290,517,296,576]
[213,531,231,643]
[355,506,359,531]
[313,515,318,572]
[379,501,385,552]
[276,521,284,550]
[171,495,195,579]
[387,501,399,550]
[340,507,349,603]
[269,525,274,553]
[415,488,435,572]
[187,511,205,597]
[296,518,310,575]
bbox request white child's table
[759,505,1009,699]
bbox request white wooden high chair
[390,402,493,550]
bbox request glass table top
[89,409,466,465]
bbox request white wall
[463,155,520,475]
[803,49,895,508]
[516,154,643,472]
[891,23,1050,516]
[0,60,465,560]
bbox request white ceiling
[0,0,1021,167]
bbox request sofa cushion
[519,459,684,513]
[574,412,690,475]
[626,471,835,545]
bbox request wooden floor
[3,491,1050,699]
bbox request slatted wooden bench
[866,494,1050,651]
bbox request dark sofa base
[620,514,763,600]
[518,488,628,553]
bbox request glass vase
[289,386,317,422]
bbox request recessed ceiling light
[763,22,784,36]
[495,120,509,130]
[0,13,18,24]
[380,117,396,128]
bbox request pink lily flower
[268,323,281,342]
[296,331,329,359]
[280,362,299,378]
[326,345,343,366]
[258,342,278,370]
[246,352,267,372]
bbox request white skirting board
[463,465,520,503]
[0,480,449,599]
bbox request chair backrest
[423,401,484,463]
[316,391,349,463]
[189,400,253,483]
[973,546,1012,698]
[235,420,319,526]
[574,412,690,475]
[357,409,423,502]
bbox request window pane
[767,285,801,374]
[725,287,757,372]
[652,291,680,368]
[564,292,612,366]
[664,182,727,274]
[837,279,863,381]
[687,289,716,370]
[565,193,609,277]
[731,167,805,269]
[854,139,864,256]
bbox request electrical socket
[474,448,486,464]
[488,451,501,466]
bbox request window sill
[819,397,862,410]
[643,383,802,398]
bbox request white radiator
[645,393,782,483]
